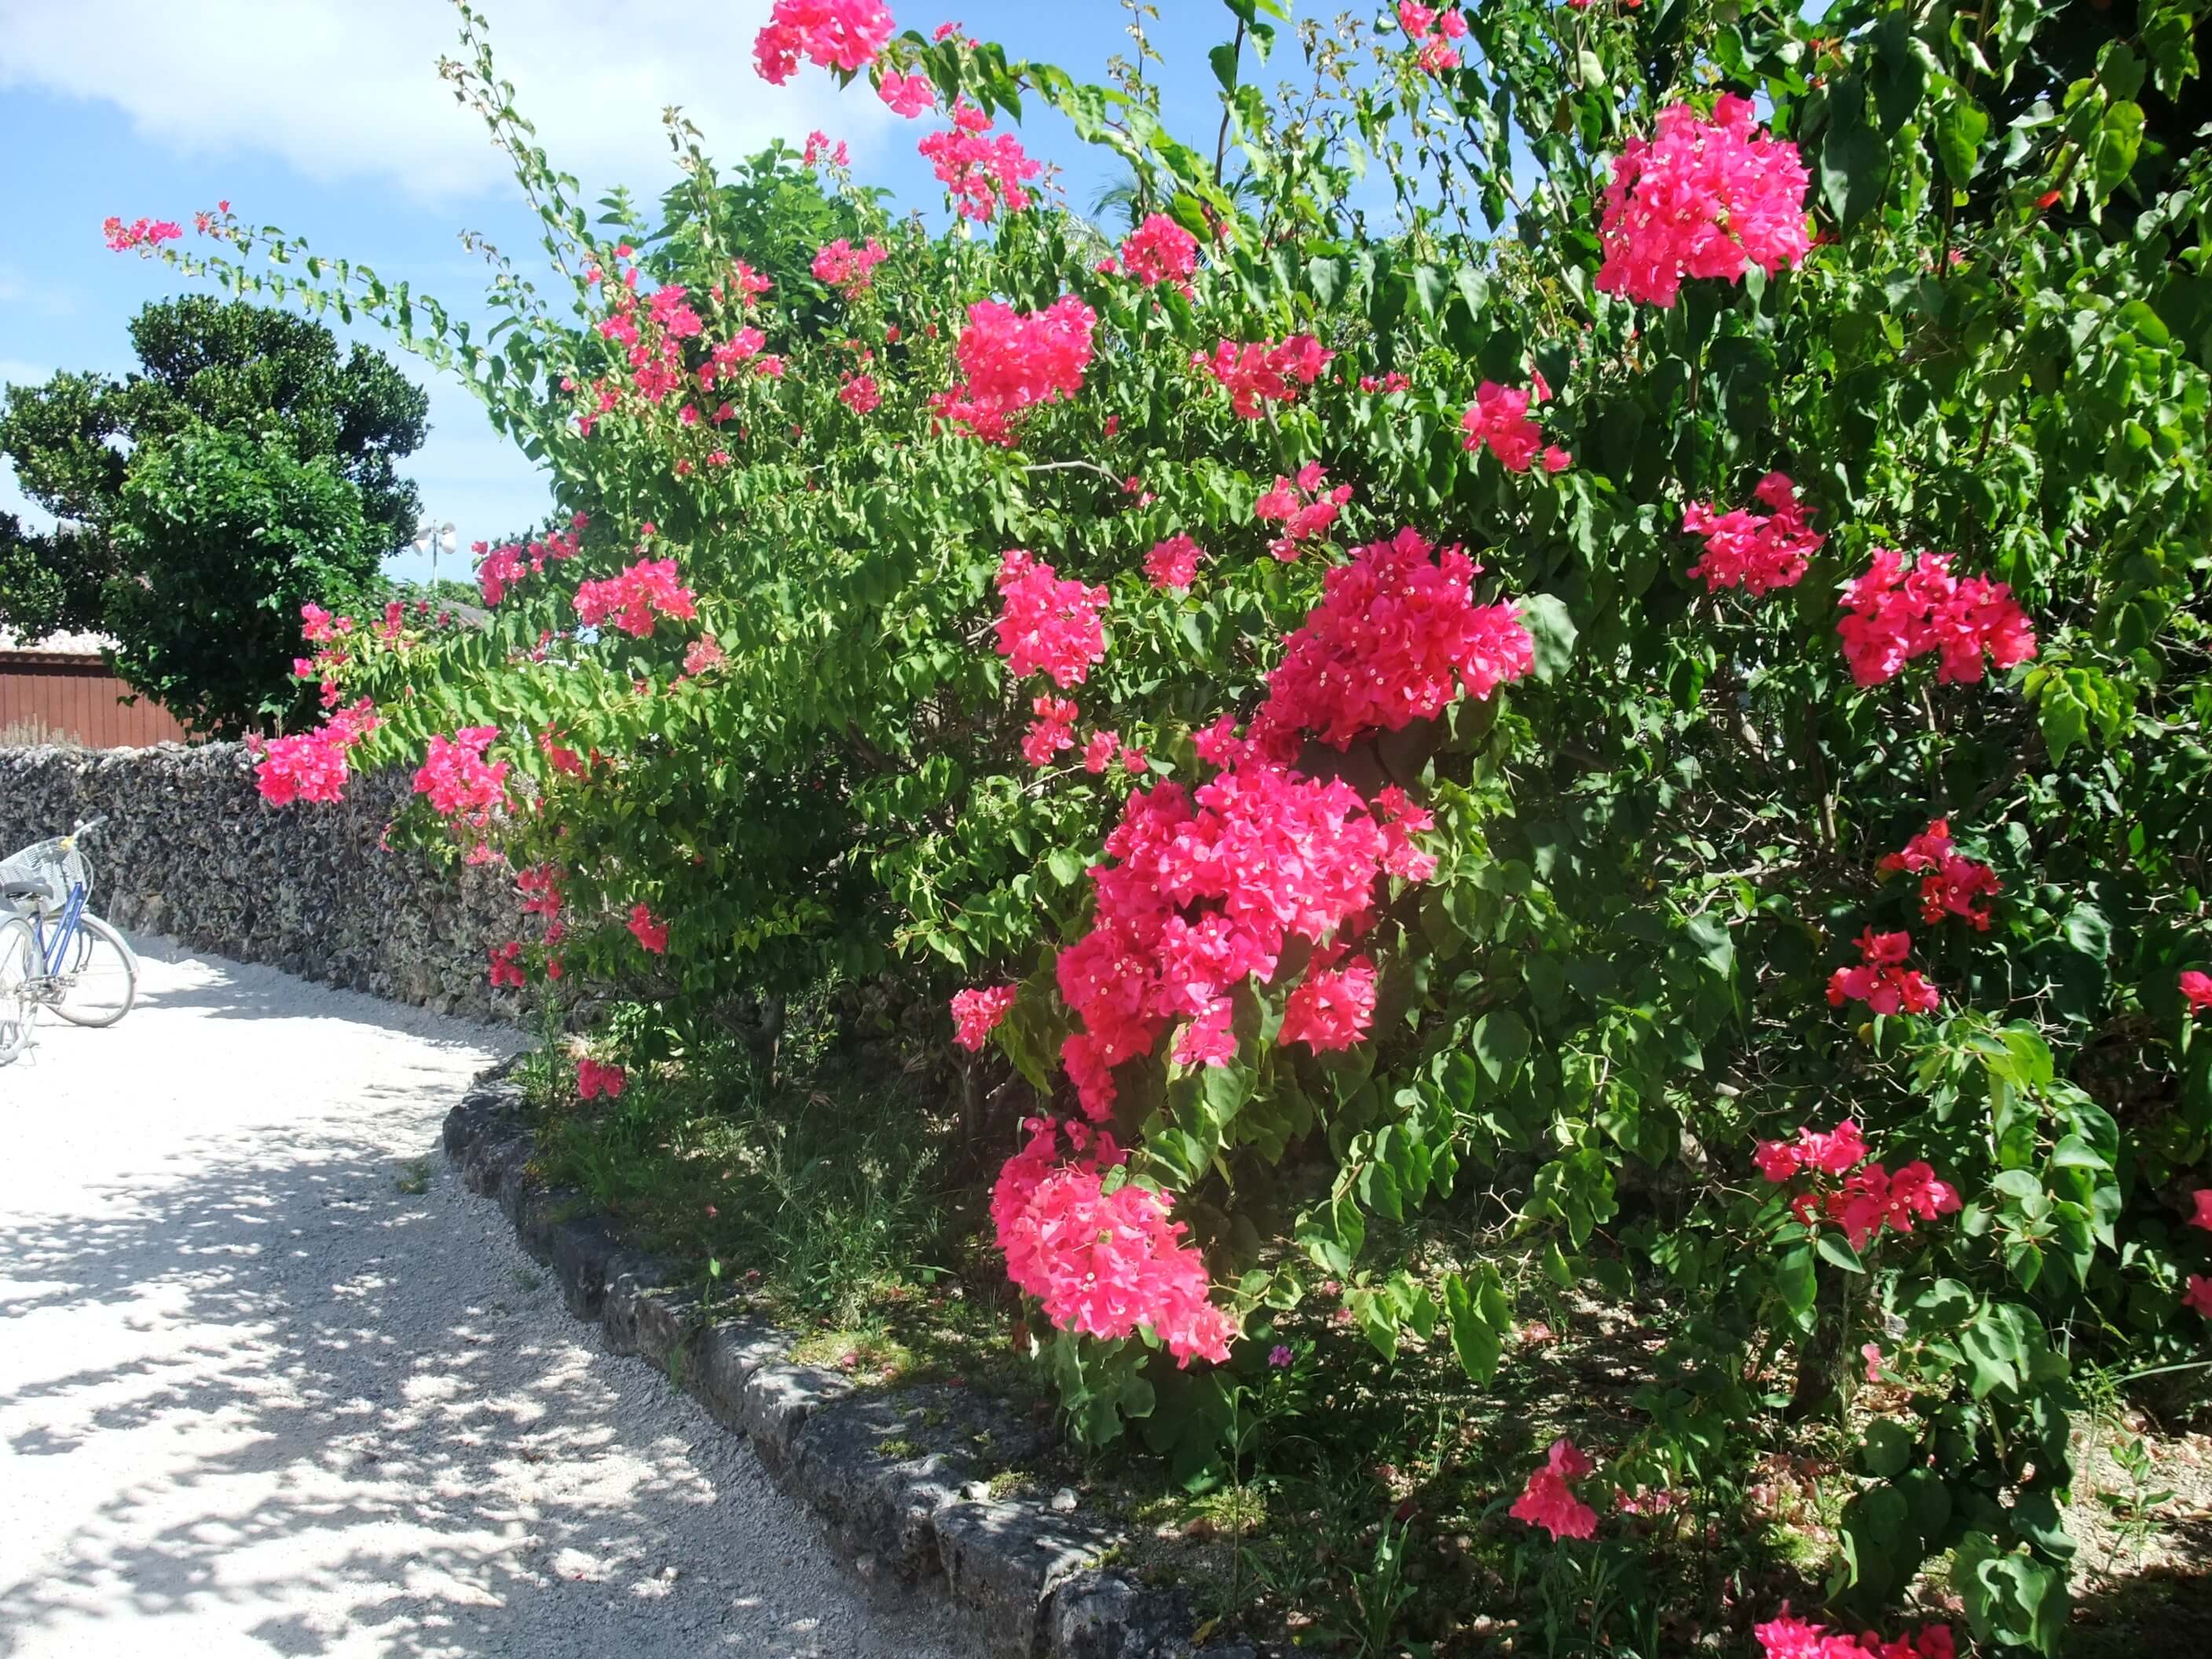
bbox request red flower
[1684,472,1822,596]
[1509,1438,1599,1541]
[1878,818,2001,929]
[1838,548,2037,687]
[950,984,1017,1050]
[994,551,1109,687]
[628,903,669,954]
[2181,969,2212,1014]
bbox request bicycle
[0,815,140,1066]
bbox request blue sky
[0,0,1254,587]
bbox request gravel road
[0,941,976,1659]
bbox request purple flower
[1268,1344,1293,1368]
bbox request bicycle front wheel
[51,913,137,1028]
[0,916,39,1065]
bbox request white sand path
[0,941,972,1658]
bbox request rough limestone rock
[0,742,521,1021]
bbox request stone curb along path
[442,1065,1257,1659]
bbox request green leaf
[1208,41,1240,93]
[2088,101,2145,200]
[1444,1272,1502,1382]
[1935,94,1990,186]
[1774,1244,1818,1320]
[1820,78,1889,230]
[1860,1419,1916,1478]
[1472,1009,1531,1086]
[1817,1232,1866,1274]
[1518,593,1577,683]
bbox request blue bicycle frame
[35,883,87,978]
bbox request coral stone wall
[0,742,521,1020]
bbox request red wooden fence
[0,650,193,747]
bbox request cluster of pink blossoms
[487,941,529,990]
[476,515,587,606]
[2186,970,2212,1014]
[1195,335,1333,417]
[1511,1438,1599,1541]
[1460,380,1571,474]
[1053,765,1430,1116]
[1683,472,1822,596]
[577,1057,628,1101]
[1359,371,1412,395]
[1827,928,1939,1016]
[1397,2,1468,74]
[253,698,380,807]
[811,237,887,297]
[1596,94,1813,308]
[1879,818,2001,929]
[574,558,699,638]
[876,68,936,118]
[838,372,882,414]
[1023,694,1079,767]
[931,296,1097,445]
[1756,1607,1955,1659]
[1251,529,1534,753]
[1144,533,1204,591]
[1254,464,1354,562]
[414,727,511,825]
[1837,548,2038,687]
[1115,213,1199,291]
[993,550,1109,687]
[103,215,182,252]
[752,0,894,83]
[950,984,1018,1050]
[917,101,1042,222]
[628,903,670,954]
[991,1116,1233,1364]
[1756,1118,1962,1251]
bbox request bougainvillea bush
[133,0,2212,1648]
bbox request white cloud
[0,0,886,205]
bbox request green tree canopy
[0,295,427,728]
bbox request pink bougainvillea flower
[1597,94,1812,308]
[1684,472,1823,596]
[2182,969,2212,1014]
[753,0,895,84]
[1510,1438,1599,1541]
[628,903,670,955]
[837,372,882,414]
[811,236,888,297]
[1837,548,2037,687]
[1824,1160,1962,1251]
[1862,1342,1885,1382]
[931,296,1097,444]
[950,984,1017,1050]
[1878,818,2001,929]
[103,214,184,252]
[2185,1275,2212,1318]
[254,698,379,807]
[414,726,511,823]
[1022,694,1080,767]
[993,550,1109,687]
[1144,533,1203,591]
[1459,379,1553,472]
[1280,956,1379,1052]
[1118,213,1200,291]
[1359,372,1412,394]
[991,1119,1233,1364]
[1253,465,1354,562]
[487,941,528,990]
[2189,1189,2212,1232]
[577,1057,627,1101]
[574,558,698,638]
[876,68,936,118]
[1755,1607,1954,1659]
[1755,1119,1870,1181]
[1194,335,1333,417]
[917,101,1042,222]
[1251,528,1533,752]
[1827,928,1939,1016]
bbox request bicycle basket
[0,838,86,916]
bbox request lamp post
[411,519,459,590]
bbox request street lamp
[412,518,459,588]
